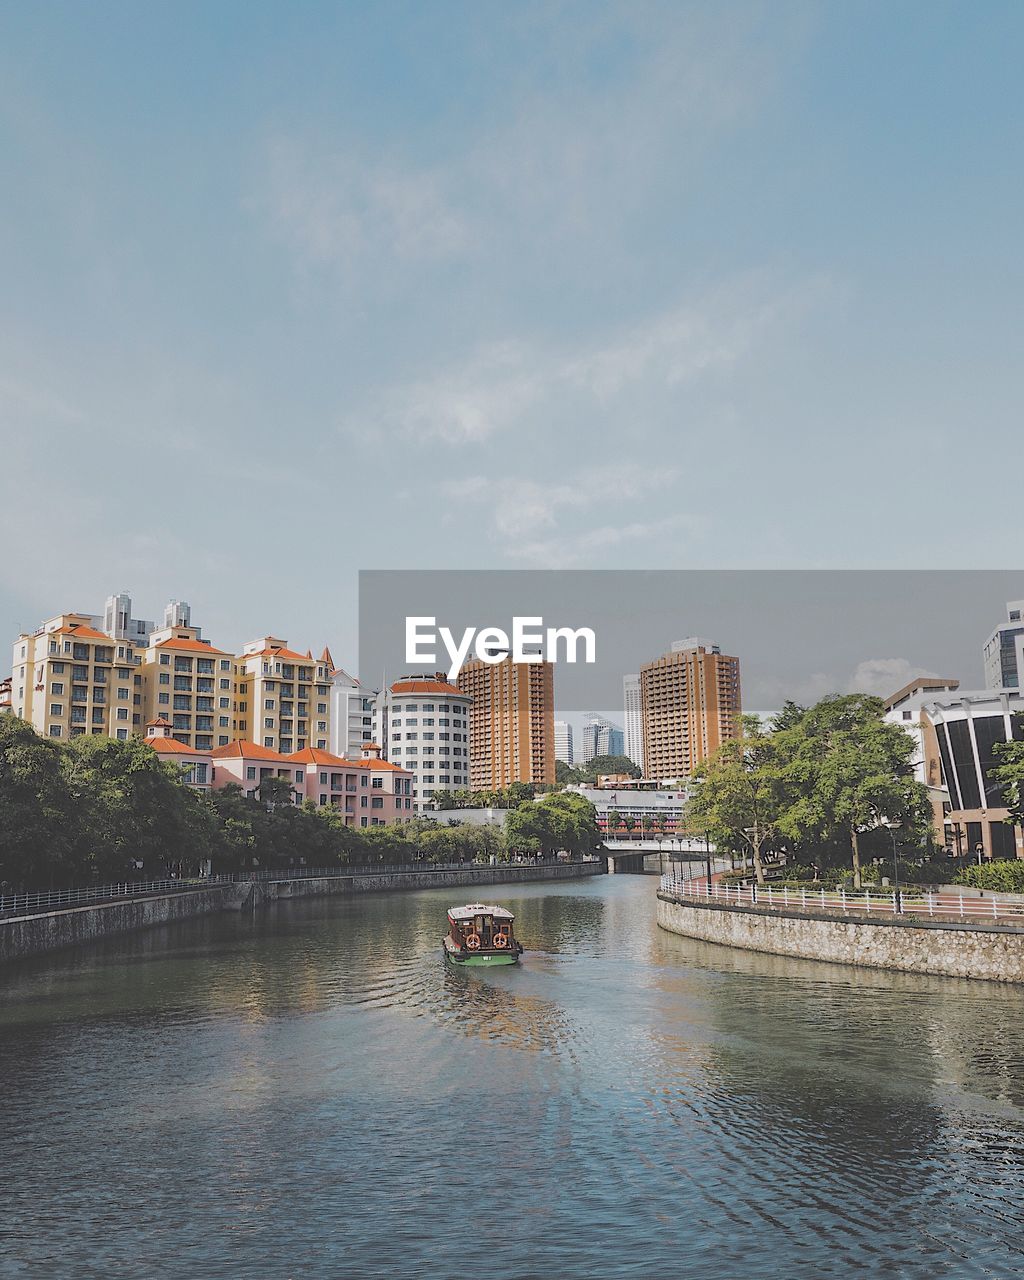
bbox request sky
[2,1,1023,685]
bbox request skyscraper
[982,600,1024,689]
[554,719,574,765]
[578,713,625,765]
[640,638,741,780]
[456,656,555,789]
[623,673,643,772]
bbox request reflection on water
[2,877,1024,1278]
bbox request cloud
[262,136,470,270]
[446,462,702,565]
[847,658,939,698]
[345,272,827,444]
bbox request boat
[443,903,523,966]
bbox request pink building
[287,743,414,826]
[211,740,304,803]
[144,718,212,789]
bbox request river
[2,874,1023,1278]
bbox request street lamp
[882,818,902,908]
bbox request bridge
[603,838,724,875]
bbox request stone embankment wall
[0,863,604,963]
[0,885,236,964]
[263,860,603,901]
[657,893,1024,984]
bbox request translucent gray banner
[358,569,1023,719]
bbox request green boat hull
[445,950,520,967]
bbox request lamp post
[883,818,902,910]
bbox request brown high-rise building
[640,639,741,780]
[457,657,555,790]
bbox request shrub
[954,860,1024,894]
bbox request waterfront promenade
[658,874,1024,983]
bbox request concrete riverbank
[1,862,604,963]
[657,890,1024,983]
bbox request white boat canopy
[447,904,514,921]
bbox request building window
[49,703,62,717]
[49,725,62,737]
[246,767,256,780]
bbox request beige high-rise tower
[457,656,555,790]
[640,638,741,780]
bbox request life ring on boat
[465,933,481,951]
[493,932,508,948]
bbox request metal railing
[215,855,591,882]
[0,878,207,919]
[659,875,1024,924]
[1,857,596,918]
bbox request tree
[574,754,640,784]
[992,723,1024,828]
[685,716,786,884]
[555,759,581,786]
[0,716,74,888]
[62,735,205,881]
[779,695,930,889]
[257,775,295,810]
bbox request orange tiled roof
[364,759,407,772]
[240,647,315,664]
[211,741,290,762]
[148,737,207,756]
[52,624,111,642]
[286,748,354,767]
[391,677,468,698]
[153,637,229,655]
[146,717,173,728]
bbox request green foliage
[0,718,510,888]
[954,860,1024,894]
[992,726,1024,823]
[556,755,641,786]
[686,696,932,889]
[430,782,537,810]
[505,792,601,858]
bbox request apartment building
[210,740,305,804]
[287,743,414,825]
[234,638,332,755]
[11,613,141,741]
[640,638,741,780]
[329,664,376,757]
[0,675,13,716]
[375,675,472,809]
[137,621,233,752]
[456,656,555,790]
[144,718,213,788]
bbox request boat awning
[447,904,514,921]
